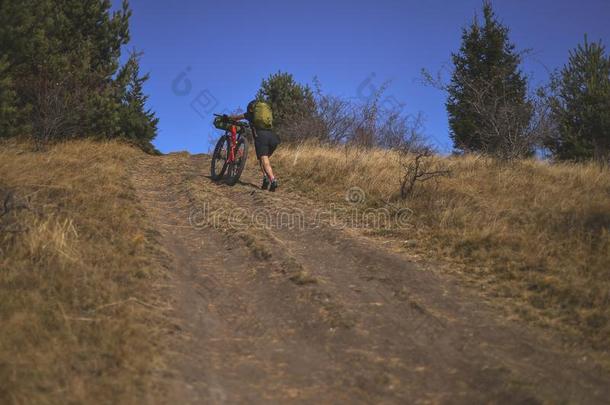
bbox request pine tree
[0,0,158,151]
[0,57,18,138]
[256,71,316,130]
[447,1,531,157]
[0,0,126,139]
[546,36,610,162]
[116,52,159,153]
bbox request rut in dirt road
[132,152,610,404]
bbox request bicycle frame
[213,114,247,163]
[228,125,238,163]
[211,114,249,184]
[225,124,248,164]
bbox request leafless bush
[315,93,357,144]
[529,87,558,157]
[273,110,323,143]
[399,150,451,199]
[303,79,432,152]
[24,69,87,145]
[378,111,430,154]
[350,98,379,148]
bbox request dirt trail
[132,152,610,404]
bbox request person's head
[247,100,258,114]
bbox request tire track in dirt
[133,152,610,404]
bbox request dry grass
[274,143,610,350]
[0,140,169,404]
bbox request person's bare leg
[259,156,275,180]
[258,159,267,178]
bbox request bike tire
[210,135,229,181]
[224,138,249,186]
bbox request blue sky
[114,0,610,153]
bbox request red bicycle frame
[211,114,249,184]
[228,125,237,162]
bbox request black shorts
[254,129,280,159]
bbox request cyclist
[227,100,280,192]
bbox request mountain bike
[210,114,249,186]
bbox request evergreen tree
[116,52,159,153]
[0,0,157,151]
[546,36,610,162]
[0,57,18,138]
[256,71,316,130]
[447,1,531,157]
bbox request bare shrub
[27,71,87,144]
[315,92,356,144]
[399,150,452,199]
[378,111,430,154]
[293,79,433,152]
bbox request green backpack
[249,101,273,130]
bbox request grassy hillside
[0,140,168,404]
[274,144,610,350]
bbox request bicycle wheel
[224,137,249,186]
[210,135,229,181]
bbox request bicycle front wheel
[225,138,249,186]
[210,135,230,181]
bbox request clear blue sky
[113,0,610,153]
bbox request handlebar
[213,113,249,128]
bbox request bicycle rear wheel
[210,135,229,181]
[225,138,249,186]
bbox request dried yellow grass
[274,143,610,349]
[0,140,168,404]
